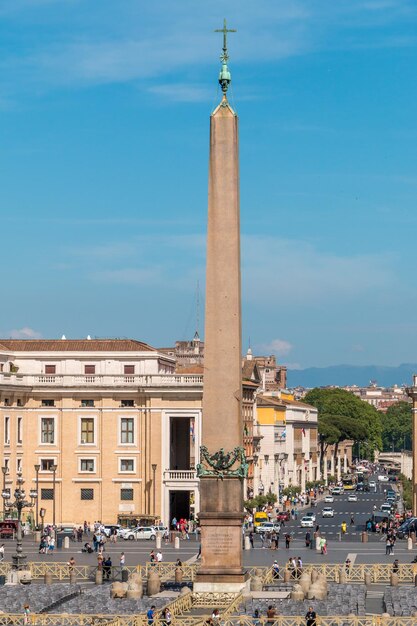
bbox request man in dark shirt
[305,606,317,626]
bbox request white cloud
[260,338,293,357]
[6,327,42,339]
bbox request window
[4,399,10,407]
[121,399,134,407]
[120,418,134,444]
[124,365,135,375]
[17,399,22,407]
[45,365,56,374]
[4,417,9,444]
[16,459,22,472]
[81,488,94,500]
[41,418,55,444]
[120,459,134,472]
[17,417,22,444]
[41,459,55,471]
[120,488,133,501]
[81,399,94,408]
[80,459,95,472]
[81,418,94,444]
[3,459,9,473]
[84,365,95,375]
[41,399,55,407]
[41,488,54,500]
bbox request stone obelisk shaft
[195,97,246,591]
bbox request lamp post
[151,464,157,516]
[274,453,288,506]
[1,466,8,520]
[51,464,57,527]
[1,471,37,570]
[34,464,40,529]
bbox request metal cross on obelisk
[214,18,236,63]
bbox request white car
[331,487,344,495]
[122,526,157,541]
[348,494,358,502]
[378,475,389,482]
[304,512,316,523]
[300,516,314,528]
[255,522,281,534]
[324,495,334,503]
[369,481,376,489]
[322,507,335,518]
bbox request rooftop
[0,339,156,352]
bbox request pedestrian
[285,533,291,549]
[97,552,104,570]
[272,560,280,580]
[120,552,125,568]
[149,550,156,563]
[67,557,76,573]
[48,536,55,554]
[23,604,30,626]
[252,609,261,626]
[385,537,391,556]
[162,607,172,626]
[249,531,254,549]
[147,605,156,626]
[305,606,317,626]
[266,605,276,624]
[341,521,347,535]
[392,559,399,574]
[0,544,4,562]
[305,532,311,548]
[211,609,220,625]
[103,556,112,580]
[345,558,351,573]
[350,515,355,526]
[156,550,163,563]
[296,557,303,578]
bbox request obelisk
[195,20,248,592]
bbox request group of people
[252,605,317,626]
[171,517,195,539]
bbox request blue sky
[1,0,417,369]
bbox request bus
[342,474,357,491]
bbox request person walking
[67,557,76,573]
[305,606,317,626]
[272,560,280,580]
[147,605,156,626]
[392,559,399,574]
[305,531,311,548]
[266,605,276,624]
[285,533,291,549]
[162,607,172,626]
[249,531,254,549]
[23,605,30,626]
[120,552,125,568]
[341,521,347,536]
[48,536,55,554]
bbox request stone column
[330,454,335,479]
[323,454,328,484]
[343,451,348,474]
[337,455,342,481]
[195,86,247,591]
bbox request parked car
[369,481,376,491]
[300,516,314,528]
[102,524,121,538]
[397,518,417,539]
[348,494,358,502]
[322,507,335,518]
[324,495,334,503]
[122,526,157,541]
[255,522,281,534]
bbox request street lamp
[50,464,57,527]
[151,464,157,516]
[34,464,40,529]
[1,466,8,520]
[1,471,37,570]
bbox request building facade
[0,339,203,526]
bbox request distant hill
[287,363,417,389]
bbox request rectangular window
[84,365,95,375]
[80,459,95,472]
[81,418,94,444]
[41,418,55,444]
[4,399,10,407]
[81,399,94,407]
[41,459,55,471]
[4,417,9,444]
[3,458,9,473]
[17,399,22,407]
[17,417,22,444]
[41,488,54,500]
[120,488,133,501]
[81,488,94,500]
[41,399,55,407]
[17,458,22,472]
[45,365,56,374]
[120,418,134,444]
[120,459,134,472]
[121,399,134,407]
[124,365,135,375]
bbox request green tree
[380,401,412,452]
[304,388,382,469]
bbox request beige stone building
[0,339,203,526]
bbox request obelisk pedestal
[194,25,248,591]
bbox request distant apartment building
[253,354,287,390]
[347,383,409,412]
[0,339,203,526]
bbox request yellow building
[0,339,203,526]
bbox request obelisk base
[194,477,248,592]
